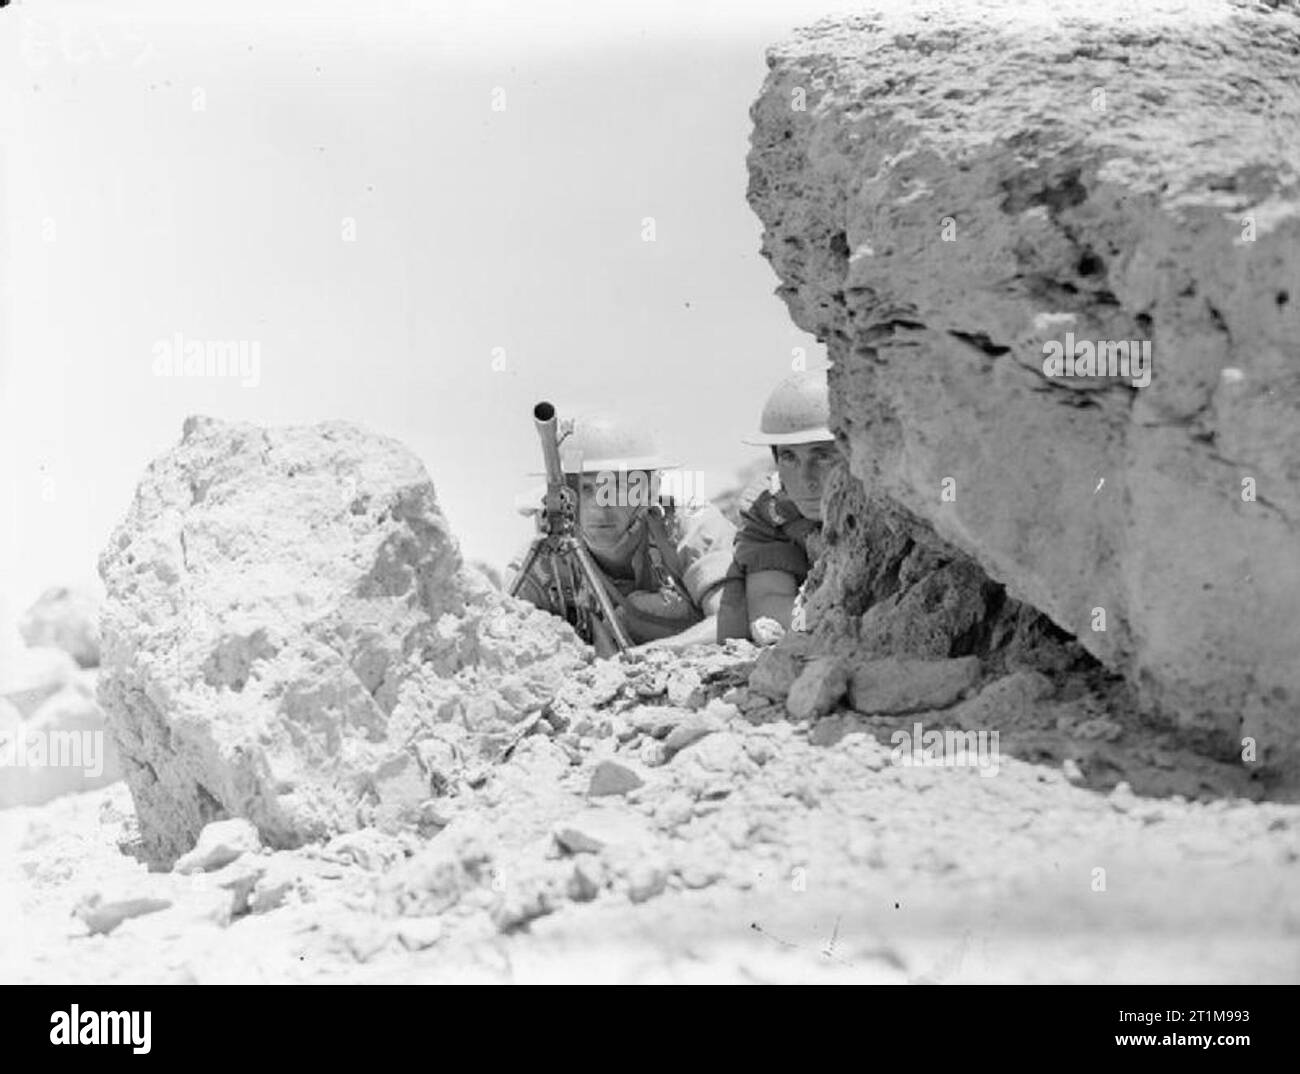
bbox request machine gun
[508,402,633,654]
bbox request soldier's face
[578,471,645,552]
[776,442,838,521]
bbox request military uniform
[716,471,825,642]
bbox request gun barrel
[532,401,566,489]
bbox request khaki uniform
[716,471,825,642]
[508,503,735,646]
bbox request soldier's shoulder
[737,470,782,516]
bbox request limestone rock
[662,712,725,758]
[953,671,1055,731]
[666,667,704,708]
[97,416,586,865]
[748,0,1300,767]
[174,818,262,874]
[588,759,645,797]
[73,893,173,937]
[848,657,981,715]
[19,587,101,668]
[747,633,816,700]
[629,704,690,739]
[785,657,849,720]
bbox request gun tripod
[509,531,633,655]
[510,400,632,656]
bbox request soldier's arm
[744,569,799,631]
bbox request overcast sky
[0,0,837,627]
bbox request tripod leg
[571,541,633,652]
[508,539,545,598]
[549,553,570,620]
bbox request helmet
[556,413,678,473]
[742,371,835,446]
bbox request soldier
[716,371,841,643]
[508,413,736,655]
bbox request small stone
[174,818,262,875]
[702,698,741,723]
[662,713,725,757]
[73,894,173,937]
[626,863,668,904]
[567,858,607,901]
[554,808,653,855]
[748,644,804,700]
[630,705,690,738]
[785,657,850,720]
[635,673,668,699]
[588,759,645,797]
[666,668,704,708]
[847,656,980,715]
[1062,758,1085,784]
[808,714,852,747]
[588,662,626,706]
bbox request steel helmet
[556,413,678,474]
[743,371,835,446]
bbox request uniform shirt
[716,471,824,642]
[507,502,736,643]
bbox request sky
[0,0,837,630]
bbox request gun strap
[644,509,692,600]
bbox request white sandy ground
[2,714,1296,984]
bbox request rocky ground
[3,643,1296,984]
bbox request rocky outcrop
[747,0,1300,770]
[99,416,587,865]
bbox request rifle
[508,402,633,654]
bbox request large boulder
[99,416,587,865]
[748,1,1300,769]
[19,586,102,668]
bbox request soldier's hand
[751,617,786,646]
